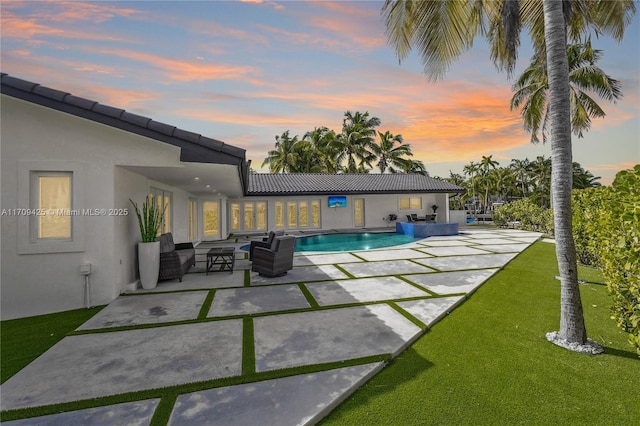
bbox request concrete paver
[169,363,384,426]
[293,252,364,266]
[404,269,499,295]
[397,296,465,327]
[355,248,432,261]
[1,321,243,410]
[339,259,435,277]
[418,246,492,256]
[253,305,422,372]
[78,292,208,330]
[305,276,430,306]
[415,253,518,271]
[251,264,348,285]
[208,284,310,317]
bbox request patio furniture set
[157,230,295,282]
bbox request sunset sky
[2,1,638,185]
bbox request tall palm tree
[510,158,532,198]
[511,40,622,143]
[463,161,480,209]
[372,130,414,173]
[479,155,499,211]
[397,158,429,175]
[572,162,602,189]
[303,127,340,173]
[382,0,635,348]
[337,111,380,173]
[261,130,300,173]
[530,155,552,208]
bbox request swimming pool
[294,232,419,252]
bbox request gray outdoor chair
[249,229,284,260]
[251,236,296,277]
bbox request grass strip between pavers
[197,290,215,320]
[242,317,256,375]
[298,283,320,309]
[332,264,356,279]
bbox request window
[256,202,267,231]
[150,187,172,235]
[287,201,297,228]
[230,201,267,232]
[399,197,422,210]
[311,200,320,228]
[18,161,85,254]
[299,201,308,227]
[275,202,284,229]
[33,173,72,239]
[189,199,198,241]
[230,202,241,231]
[203,201,220,238]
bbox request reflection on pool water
[295,232,419,252]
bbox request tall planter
[138,241,160,289]
[130,196,166,290]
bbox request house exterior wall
[0,96,194,319]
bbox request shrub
[494,198,552,234]
[572,188,608,267]
[596,166,640,356]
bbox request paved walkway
[1,228,541,425]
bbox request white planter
[138,241,160,289]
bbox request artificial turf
[320,241,640,425]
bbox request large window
[283,199,321,229]
[150,187,172,235]
[230,201,267,232]
[33,172,72,240]
[399,197,422,210]
[203,201,220,238]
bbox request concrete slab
[415,253,517,271]
[509,236,542,244]
[0,321,243,410]
[137,271,245,292]
[3,399,160,426]
[417,240,473,247]
[78,292,208,330]
[169,363,384,426]
[418,246,492,257]
[305,276,430,306]
[338,260,435,278]
[354,248,432,261]
[424,235,471,241]
[468,238,525,245]
[497,231,542,238]
[475,243,531,253]
[253,305,422,372]
[397,296,465,327]
[208,285,310,317]
[403,269,499,295]
[293,252,363,266]
[251,264,348,286]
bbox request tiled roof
[0,73,247,166]
[248,173,465,195]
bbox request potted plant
[431,204,439,222]
[130,196,166,289]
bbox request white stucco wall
[0,96,196,319]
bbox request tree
[262,131,301,173]
[382,0,635,350]
[463,161,480,209]
[511,40,622,143]
[479,155,499,211]
[572,162,602,189]
[510,158,532,198]
[337,111,380,173]
[372,130,413,173]
[303,127,340,173]
[530,155,552,208]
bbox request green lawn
[321,242,639,425]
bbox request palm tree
[372,131,413,173]
[303,127,340,173]
[463,161,480,209]
[490,167,515,202]
[530,155,552,208]
[337,111,380,173]
[397,158,429,175]
[511,40,622,143]
[479,155,499,211]
[572,162,602,189]
[382,0,635,348]
[510,158,532,198]
[261,130,300,173]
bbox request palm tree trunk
[543,0,587,344]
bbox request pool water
[295,232,418,252]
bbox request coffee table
[206,247,235,274]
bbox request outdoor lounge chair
[157,233,196,282]
[251,236,296,277]
[249,230,284,260]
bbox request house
[1,73,464,319]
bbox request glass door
[354,198,364,227]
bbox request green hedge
[495,167,639,356]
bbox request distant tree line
[440,155,602,211]
[261,111,427,175]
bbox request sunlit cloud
[38,1,140,23]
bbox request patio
[1,228,542,425]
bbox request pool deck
[1,226,542,425]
